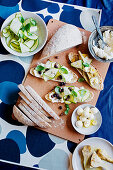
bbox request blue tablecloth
[0,0,113,170]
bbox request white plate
[72,137,113,170]
[71,104,102,135]
[1,11,48,57]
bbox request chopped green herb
[35,65,45,71]
[65,104,70,115]
[60,67,68,74]
[82,62,89,67]
[78,78,85,82]
[30,19,37,26]
[79,89,87,97]
[21,26,25,32]
[19,33,24,39]
[71,90,77,97]
[55,86,61,94]
[25,23,30,31]
[19,17,24,23]
[28,32,32,36]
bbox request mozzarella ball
[83,111,90,118]
[76,120,83,128]
[84,119,90,127]
[79,116,87,122]
[92,120,97,126]
[84,106,90,113]
[90,107,98,114]
[77,107,83,116]
[89,114,95,120]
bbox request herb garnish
[60,67,68,74]
[25,23,31,31]
[79,89,87,97]
[19,17,24,23]
[30,19,37,26]
[82,62,89,67]
[35,65,45,71]
[78,78,85,82]
[65,104,70,115]
[55,86,61,94]
[71,90,77,97]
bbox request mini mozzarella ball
[79,116,87,122]
[90,107,98,114]
[77,107,84,116]
[83,111,90,118]
[84,106,90,113]
[89,114,95,120]
[76,120,83,128]
[84,119,90,127]
[92,120,97,126]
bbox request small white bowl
[1,11,48,57]
[71,104,102,135]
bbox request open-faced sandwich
[68,51,103,90]
[30,60,78,83]
[45,86,94,104]
[41,24,82,59]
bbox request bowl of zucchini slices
[1,11,48,57]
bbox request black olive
[57,96,61,99]
[54,63,58,68]
[54,56,59,59]
[68,87,72,91]
[67,95,70,99]
[60,88,64,92]
[53,93,57,97]
[59,82,66,86]
[58,106,62,110]
[51,95,54,98]
[56,94,61,99]
[57,75,62,80]
[38,71,41,74]
[45,68,49,72]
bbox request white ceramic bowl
[1,11,48,57]
[71,104,102,135]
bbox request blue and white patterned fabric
[0,0,112,170]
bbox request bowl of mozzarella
[88,26,113,62]
[71,104,102,135]
[1,11,48,57]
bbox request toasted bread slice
[68,51,103,90]
[45,86,94,104]
[30,61,78,83]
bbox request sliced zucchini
[10,43,21,52]
[10,18,22,35]
[24,39,34,48]
[24,31,38,40]
[43,68,58,80]
[23,18,31,26]
[15,12,23,18]
[2,31,10,38]
[2,26,10,33]
[30,26,38,33]
[30,39,39,51]
[11,42,20,49]
[20,42,30,53]
[71,60,83,69]
[6,35,12,46]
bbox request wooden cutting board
[23,19,109,143]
